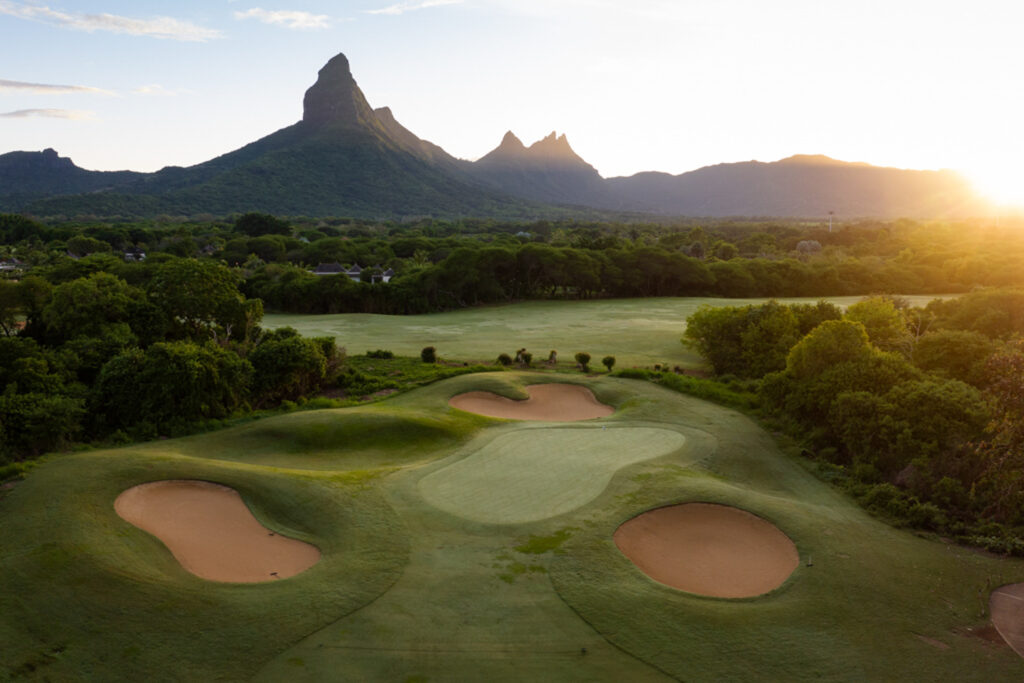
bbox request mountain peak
[498,130,526,150]
[302,52,377,129]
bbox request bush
[496,353,512,366]
[521,351,532,367]
[574,352,591,372]
[602,355,616,372]
[420,346,437,363]
[366,349,394,359]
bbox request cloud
[132,84,188,96]
[0,1,222,41]
[234,8,330,29]
[0,108,95,119]
[0,78,114,95]
[366,0,463,16]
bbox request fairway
[264,295,952,368]
[2,370,1023,681]
[418,425,687,524]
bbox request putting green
[418,426,687,524]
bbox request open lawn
[264,295,952,368]
[2,370,1021,681]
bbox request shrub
[574,352,591,372]
[496,353,512,366]
[520,351,532,367]
[420,346,437,363]
[602,356,616,372]
[366,349,394,359]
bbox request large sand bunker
[614,503,799,598]
[114,480,320,583]
[419,426,687,524]
[449,383,613,421]
[991,583,1024,658]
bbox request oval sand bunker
[614,503,799,598]
[115,480,320,583]
[990,583,1024,658]
[449,383,613,421]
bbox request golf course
[2,365,1023,681]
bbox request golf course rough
[418,426,687,524]
[114,479,321,582]
[448,383,614,421]
[613,502,800,598]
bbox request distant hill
[600,154,983,218]
[0,149,143,210]
[0,53,991,220]
[467,131,606,207]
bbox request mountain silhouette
[0,53,989,219]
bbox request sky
[2,0,1022,205]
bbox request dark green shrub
[366,349,394,359]
[420,346,437,363]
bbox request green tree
[602,355,616,372]
[574,352,591,372]
[845,296,912,354]
[249,329,331,404]
[148,259,261,341]
[421,346,437,363]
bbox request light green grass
[2,370,1022,681]
[418,425,687,524]
[264,295,952,368]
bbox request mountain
[468,131,606,206]
[17,54,534,219]
[601,155,983,218]
[0,149,143,210]
[0,53,990,220]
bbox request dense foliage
[682,292,1024,553]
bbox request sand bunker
[419,426,686,524]
[614,503,799,598]
[449,384,613,421]
[991,583,1024,658]
[114,480,320,583]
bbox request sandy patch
[419,427,687,524]
[990,583,1024,658]
[613,503,799,598]
[449,384,613,421]
[114,480,320,583]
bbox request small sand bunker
[115,480,320,583]
[991,583,1024,658]
[614,503,799,598]
[449,383,613,422]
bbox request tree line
[683,290,1024,553]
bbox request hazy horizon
[2,1,1022,205]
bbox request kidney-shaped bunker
[115,480,320,583]
[614,503,799,598]
[449,383,613,422]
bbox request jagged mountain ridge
[0,52,989,218]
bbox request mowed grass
[418,425,688,524]
[265,295,951,368]
[2,370,1022,681]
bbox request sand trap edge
[613,502,800,599]
[114,479,321,584]
[448,383,614,422]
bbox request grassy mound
[2,370,1023,681]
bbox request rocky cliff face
[301,53,380,130]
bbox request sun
[964,165,1024,209]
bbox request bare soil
[613,502,800,598]
[114,480,320,583]
[448,383,614,421]
[991,583,1024,657]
